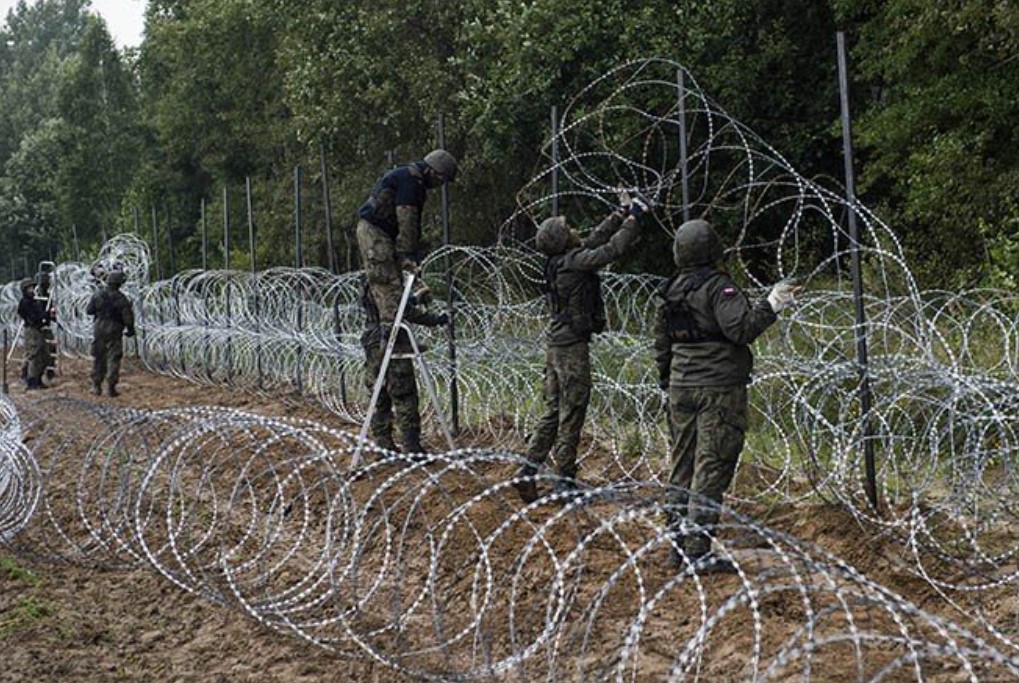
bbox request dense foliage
[0,0,1016,286]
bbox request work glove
[398,254,420,273]
[767,281,799,313]
[617,190,633,212]
[412,283,433,306]
[124,327,136,338]
[629,195,650,219]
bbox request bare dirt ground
[2,357,1017,682]
[2,357,413,683]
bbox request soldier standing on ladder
[355,148,458,453]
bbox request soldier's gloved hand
[617,190,633,212]
[398,255,420,273]
[629,195,650,219]
[418,312,448,327]
[767,282,799,313]
[124,327,136,337]
[412,283,433,305]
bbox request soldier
[360,279,447,454]
[513,192,649,503]
[17,278,53,390]
[86,269,136,397]
[654,218,797,574]
[356,149,458,347]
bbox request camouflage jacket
[653,268,776,387]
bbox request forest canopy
[1,0,1017,287]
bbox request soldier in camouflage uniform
[86,269,136,397]
[513,192,649,503]
[654,219,797,574]
[360,278,448,453]
[356,149,458,331]
[17,278,52,390]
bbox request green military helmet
[106,270,127,287]
[19,277,35,293]
[423,149,458,182]
[535,216,570,255]
[673,219,724,267]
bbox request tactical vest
[544,254,606,339]
[661,269,728,343]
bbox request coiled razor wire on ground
[3,398,1019,680]
[0,392,39,543]
[1,57,1018,677]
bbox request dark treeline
[1,0,1017,287]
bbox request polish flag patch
[722,286,737,296]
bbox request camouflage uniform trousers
[364,343,420,445]
[525,341,591,477]
[23,326,50,382]
[356,219,404,324]
[91,330,125,388]
[667,384,747,556]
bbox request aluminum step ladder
[351,271,455,469]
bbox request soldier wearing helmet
[86,267,136,397]
[654,218,797,575]
[357,148,458,319]
[512,192,649,504]
[355,149,457,451]
[17,277,53,390]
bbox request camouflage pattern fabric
[525,341,592,477]
[667,385,747,556]
[23,326,50,382]
[87,285,135,390]
[363,343,420,446]
[91,333,125,388]
[356,219,404,323]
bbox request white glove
[767,281,798,313]
[630,195,650,217]
[617,190,632,211]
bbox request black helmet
[535,216,570,255]
[106,270,126,287]
[673,219,724,268]
[423,149,458,182]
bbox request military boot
[685,551,738,576]
[91,382,102,396]
[107,383,120,398]
[512,463,539,504]
[552,470,579,500]
[373,433,399,453]
[402,429,426,456]
[666,514,687,568]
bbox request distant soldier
[86,269,135,397]
[360,279,447,454]
[17,278,53,390]
[654,218,797,574]
[356,149,458,345]
[513,192,648,503]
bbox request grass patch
[0,597,53,637]
[0,555,39,587]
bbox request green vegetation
[1,554,40,586]
[0,555,51,639]
[1,0,1016,286]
